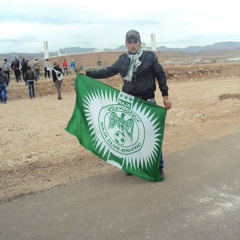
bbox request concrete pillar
[43,41,49,59]
[58,49,63,56]
[151,33,157,51]
[142,42,146,50]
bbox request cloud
[0,0,240,53]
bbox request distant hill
[157,41,240,54]
[55,41,240,57]
[1,41,240,61]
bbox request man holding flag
[66,30,172,181]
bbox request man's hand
[163,96,172,110]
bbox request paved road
[1,133,240,240]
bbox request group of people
[0,57,74,101]
[1,58,38,101]
[62,59,76,76]
[2,57,41,82]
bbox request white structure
[58,48,63,56]
[142,42,146,50]
[43,41,49,59]
[226,57,240,62]
[95,49,104,52]
[151,33,157,51]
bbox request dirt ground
[0,62,240,202]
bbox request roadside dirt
[0,62,239,202]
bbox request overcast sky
[1,0,239,54]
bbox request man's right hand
[163,96,172,110]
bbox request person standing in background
[62,59,68,76]
[70,60,76,75]
[11,56,21,82]
[33,58,40,80]
[2,59,11,81]
[52,62,63,100]
[0,67,9,104]
[25,66,37,99]
[44,59,51,78]
[21,58,28,81]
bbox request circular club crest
[98,104,145,156]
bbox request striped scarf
[123,47,143,82]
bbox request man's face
[125,37,141,54]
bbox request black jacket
[86,50,169,99]
[21,60,28,71]
[0,71,9,85]
[52,65,62,82]
[25,70,37,82]
[11,59,20,69]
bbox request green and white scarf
[123,47,143,82]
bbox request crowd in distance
[0,57,76,103]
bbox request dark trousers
[14,69,21,81]
[0,83,7,103]
[27,80,35,98]
[63,67,68,76]
[22,70,27,81]
[44,68,50,78]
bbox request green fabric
[66,74,167,181]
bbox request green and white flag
[66,75,167,181]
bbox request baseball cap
[126,30,141,41]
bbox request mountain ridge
[1,41,240,60]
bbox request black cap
[126,30,141,41]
